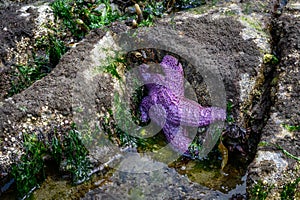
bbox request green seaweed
[242,2,252,14]
[282,124,300,132]
[50,0,120,39]
[226,100,235,123]
[48,35,68,66]
[8,31,67,97]
[11,134,47,199]
[251,180,274,200]
[62,127,92,183]
[275,144,300,162]
[281,177,300,200]
[103,56,126,80]
[11,125,92,198]
[8,55,49,96]
[258,141,300,162]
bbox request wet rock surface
[247,0,300,198]
[0,0,299,199]
[0,1,37,99]
[82,163,225,200]
[0,27,108,181]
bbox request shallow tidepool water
[1,143,247,199]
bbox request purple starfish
[139,55,226,156]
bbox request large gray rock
[247,0,300,199]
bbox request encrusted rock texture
[0,0,299,199]
[247,1,300,199]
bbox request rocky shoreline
[0,0,299,199]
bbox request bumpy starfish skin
[139,55,226,155]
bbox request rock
[247,0,300,198]
[82,159,225,200]
[1,0,299,199]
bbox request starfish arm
[139,95,153,123]
[160,55,184,76]
[163,122,192,155]
[140,94,169,126]
[163,72,185,97]
[140,87,225,128]
[176,98,226,127]
[160,55,184,96]
[138,63,165,88]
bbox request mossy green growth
[224,9,236,16]
[242,2,252,14]
[103,56,126,80]
[270,76,279,86]
[240,16,265,34]
[138,15,155,27]
[101,106,167,153]
[143,1,165,17]
[61,127,92,183]
[226,101,235,123]
[282,124,300,132]
[263,54,279,65]
[109,91,147,147]
[11,124,92,198]
[258,141,268,147]
[281,177,300,200]
[99,56,145,147]
[250,180,274,200]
